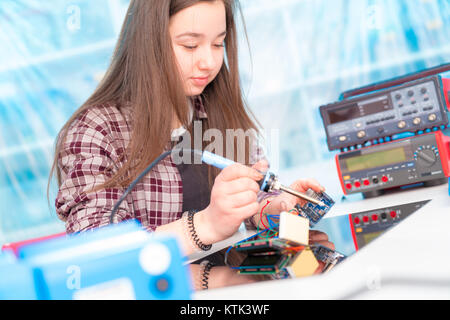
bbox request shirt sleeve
[55,114,133,234]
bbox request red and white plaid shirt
[55,98,270,234]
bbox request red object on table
[1,232,66,257]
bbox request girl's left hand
[250,161,325,226]
[267,178,325,215]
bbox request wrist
[183,210,212,252]
[193,208,221,246]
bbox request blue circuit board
[295,189,335,227]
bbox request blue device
[18,220,192,300]
[0,251,38,300]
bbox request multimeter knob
[414,148,437,167]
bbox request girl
[50,0,333,290]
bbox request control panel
[349,200,430,250]
[337,131,450,197]
[320,75,449,151]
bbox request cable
[109,148,204,224]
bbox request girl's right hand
[196,162,265,244]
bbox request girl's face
[170,1,227,96]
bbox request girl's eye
[183,45,197,50]
[214,44,224,48]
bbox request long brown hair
[49,0,261,196]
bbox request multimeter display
[362,231,384,245]
[343,147,407,173]
[328,96,392,125]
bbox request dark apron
[175,138,226,266]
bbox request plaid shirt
[55,98,270,234]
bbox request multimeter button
[428,114,437,122]
[372,178,379,184]
[354,217,360,225]
[371,214,378,221]
[357,131,366,139]
[339,136,347,142]
[363,179,370,186]
[397,121,406,129]
[390,211,397,218]
[413,117,421,125]
[381,212,387,220]
[381,176,388,183]
[363,216,369,223]
[345,183,352,190]
[354,181,361,188]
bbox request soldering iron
[110,149,324,223]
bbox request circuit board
[311,244,346,272]
[295,189,335,227]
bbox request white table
[194,161,450,300]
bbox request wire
[109,148,204,224]
[259,200,270,229]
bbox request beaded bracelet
[183,210,212,252]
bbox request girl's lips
[191,76,209,86]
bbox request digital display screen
[344,147,406,173]
[328,103,360,124]
[328,96,392,124]
[362,231,384,245]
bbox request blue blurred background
[1,0,450,244]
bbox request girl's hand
[196,161,266,244]
[258,178,326,224]
[310,230,336,274]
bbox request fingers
[314,261,326,275]
[233,202,260,220]
[290,178,325,194]
[251,159,269,173]
[219,163,263,182]
[310,230,335,250]
[312,240,335,251]
[222,177,260,195]
[309,230,329,242]
[228,190,258,208]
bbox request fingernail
[253,171,263,180]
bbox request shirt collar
[192,95,208,120]
[171,96,208,140]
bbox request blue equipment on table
[0,251,38,300]
[0,220,192,300]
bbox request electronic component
[227,210,341,278]
[228,236,300,276]
[320,74,449,151]
[311,244,346,273]
[337,131,450,197]
[294,189,335,227]
[285,249,319,278]
[278,212,309,245]
[238,252,293,275]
